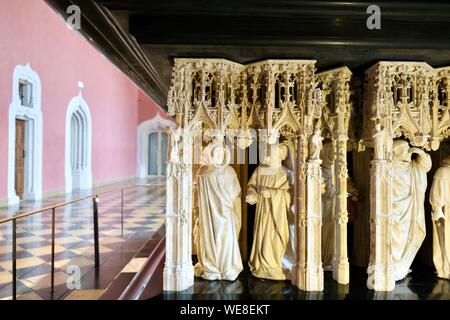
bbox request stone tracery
[363,61,450,291]
[164,58,450,293]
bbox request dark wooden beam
[97,0,450,18]
[127,5,450,49]
[44,0,169,107]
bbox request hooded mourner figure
[391,139,431,281]
[194,142,243,281]
[429,155,450,280]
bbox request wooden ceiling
[45,0,450,109]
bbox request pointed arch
[137,114,175,178]
[65,93,92,193]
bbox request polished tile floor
[0,178,166,300]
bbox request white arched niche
[65,89,92,194]
[7,63,43,205]
[137,114,175,178]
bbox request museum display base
[155,264,450,300]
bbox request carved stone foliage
[432,67,450,148]
[316,66,353,141]
[362,62,450,151]
[167,58,321,139]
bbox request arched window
[148,132,168,176]
[65,93,92,193]
[137,114,175,179]
[70,108,90,189]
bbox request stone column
[292,133,306,287]
[293,132,324,291]
[332,118,350,284]
[367,135,395,292]
[163,129,194,291]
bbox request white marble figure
[372,124,387,160]
[309,128,323,161]
[246,143,291,280]
[321,141,335,271]
[194,142,243,281]
[391,139,432,281]
[280,141,296,279]
[429,155,450,280]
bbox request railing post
[50,208,56,295]
[12,220,17,300]
[121,188,124,238]
[93,196,100,269]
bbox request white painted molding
[7,63,43,205]
[137,114,175,178]
[65,91,93,194]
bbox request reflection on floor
[0,178,166,300]
[160,265,450,300]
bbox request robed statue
[246,143,291,280]
[321,141,335,271]
[391,139,431,281]
[194,142,243,281]
[429,155,450,280]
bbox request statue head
[393,139,411,162]
[278,143,288,161]
[203,142,231,168]
[262,143,288,168]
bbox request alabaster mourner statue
[194,142,243,281]
[429,155,450,280]
[280,142,296,280]
[321,141,335,271]
[391,139,432,281]
[246,143,291,280]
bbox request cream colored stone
[246,144,291,281]
[429,156,450,280]
[363,61,450,292]
[165,58,350,293]
[194,142,243,281]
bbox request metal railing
[0,183,155,300]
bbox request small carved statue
[194,142,243,281]
[169,128,182,163]
[309,128,323,161]
[372,123,387,160]
[320,141,335,271]
[429,155,450,280]
[391,139,432,281]
[280,141,296,279]
[246,143,291,280]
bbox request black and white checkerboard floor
[0,179,166,300]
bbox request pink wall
[0,0,171,198]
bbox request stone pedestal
[367,160,395,291]
[293,144,324,291]
[163,132,194,292]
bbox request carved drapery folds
[165,58,328,292]
[362,62,450,292]
[164,58,450,294]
